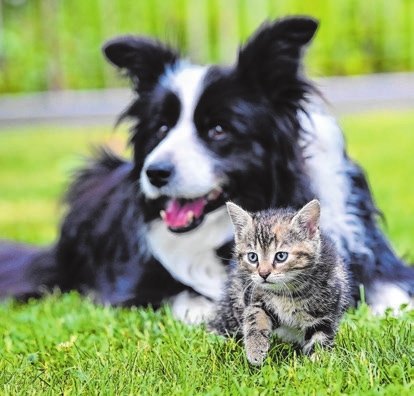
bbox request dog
[1,16,413,323]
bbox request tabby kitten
[210,200,350,365]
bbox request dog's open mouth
[160,188,225,233]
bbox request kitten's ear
[226,202,253,238]
[291,199,320,239]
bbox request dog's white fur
[141,68,411,324]
[298,107,371,259]
[140,65,219,200]
[146,206,233,299]
[147,206,233,323]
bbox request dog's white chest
[146,206,234,300]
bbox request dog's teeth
[187,211,194,222]
[160,210,166,220]
[207,189,221,201]
[208,191,217,200]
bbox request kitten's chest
[265,294,317,329]
[261,295,319,345]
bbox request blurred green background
[1,0,414,94]
[0,0,413,262]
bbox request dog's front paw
[245,337,270,365]
[167,291,216,325]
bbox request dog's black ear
[102,36,178,90]
[237,16,318,99]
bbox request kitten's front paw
[302,331,332,356]
[245,338,270,365]
[302,341,316,356]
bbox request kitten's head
[226,200,321,291]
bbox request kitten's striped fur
[209,200,350,364]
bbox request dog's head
[103,17,317,233]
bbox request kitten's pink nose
[259,270,271,280]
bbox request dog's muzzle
[146,161,174,188]
[143,160,227,232]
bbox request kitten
[209,200,350,365]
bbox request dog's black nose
[146,162,174,188]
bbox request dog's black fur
[1,17,413,315]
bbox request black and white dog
[1,16,413,323]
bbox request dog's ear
[236,16,318,100]
[102,36,178,90]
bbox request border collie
[1,16,413,323]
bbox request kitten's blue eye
[247,252,258,264]
[275,252,288,263]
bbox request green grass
[0,292,413,395]
[0,110,413,394]
[0,124,129,244]
[341,111,414,262]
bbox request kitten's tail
[0,241,63,300]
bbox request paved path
[0,73,414,128]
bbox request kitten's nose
[259,270,271,280]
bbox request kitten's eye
[208,125,227,140]
[275,251,288,263]
[157,125,169,139]
[247,252,258,264]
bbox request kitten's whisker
[250,283,258,306]
[295,275,315,296]
[240,279,255,305]
[214,255,233,263]
[282,279,295,305]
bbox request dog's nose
[146,162,174,188]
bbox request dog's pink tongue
[164,198,205,228]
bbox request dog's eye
[157,125,169,139]
[275,251,288,263]
[208,125,227,140]
[247,252,258,265]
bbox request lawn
[0,292,413,395]
[0,110,413,395]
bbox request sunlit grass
[341,110,414,261]
[0,291,413,395]
[0,124,129,244]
